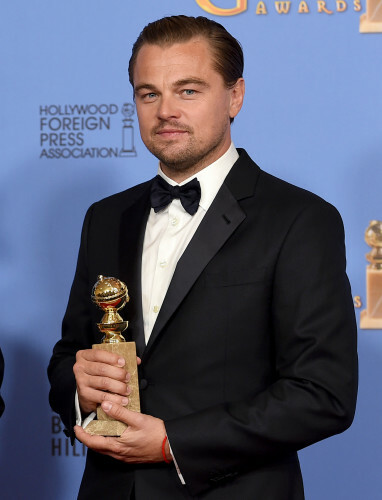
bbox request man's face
[133,37,244,181]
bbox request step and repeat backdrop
[0,1,381,498]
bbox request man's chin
[150,146,194,170]
[159,157,193,172]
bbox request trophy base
[85,420,127,437]
[360,15,382,33]
[360,309,382,329]
[84,341,140,436]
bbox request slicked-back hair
[128,15,244,90]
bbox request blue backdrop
[0,1,381,498]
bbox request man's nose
[156,94,181,120]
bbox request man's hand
[73,349,140,415]
[74,402,173,463]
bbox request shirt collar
[157,143,239,211]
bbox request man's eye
[146,93,157,99]
[183,89,196,96]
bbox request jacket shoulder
[237,149,340,218]
[92,179,152,211]
[258,170,343,230]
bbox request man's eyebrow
[134,83,158,94]
[134,78,210,95]
[173,78,210,88]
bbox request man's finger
[74,425,119,451]
[77,348,126,367]
[75,362,129,384]
[79,387,130,406]
[101,401,143,427]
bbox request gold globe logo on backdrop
[196,0,248,14]
[196,0,382,32]
[354,221,382,330]
[39,103,137,160]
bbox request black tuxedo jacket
[48,149,357,499]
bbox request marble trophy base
[360,267,382,329]
[360,14,382,33]
[360,310,382,329]
[85,342,140,436]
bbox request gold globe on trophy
[92,275,129,343]
[85,275,140,436]
[360,221,382,329]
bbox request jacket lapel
[144,150,260,357]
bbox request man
[48,15,358,500]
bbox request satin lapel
[118,184,151,357]
[144,185,245,357]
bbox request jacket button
[139,379,148,390]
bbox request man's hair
[128,15,244,89]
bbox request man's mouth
[156,129,189,137]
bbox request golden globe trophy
[85,275,140,436]
[360,221,382,329]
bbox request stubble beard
[145,121,229,177]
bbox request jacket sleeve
[165,200,358,496]
[47,205,96,442]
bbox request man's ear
[229,78,245,120]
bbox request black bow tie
[150,175,201,216]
